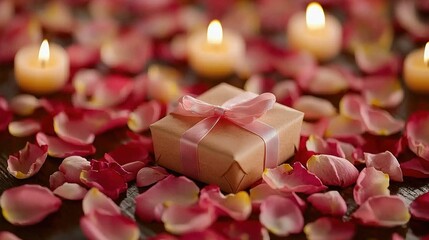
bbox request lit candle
[287,2,342,61]
[187,19,245,78]
[15,40,69,94]
[403,42,429,93]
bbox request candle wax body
[287,12,342,61]
[403,48,429,93]
[15,43,69,94]
[187,29,245,78]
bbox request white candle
[287,2,342,61]
[187,19,245,78]
[15,40,69,95]
[403,42,429,93]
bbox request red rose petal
[82,188,121,215]
[102,141,151,166]
[80,166,128,200]
[409,192,429,221]
[128,100,162,133]
[7,143,48,179]
[67,44,100,69]
[353,167,390,205]
[53,183,88,200]
[364,151,403,182]
[307,191,347,216]
[395,0,429,42]
[272,80,301,107]
[54,112,95,145]
[0,232,22,240]
[136,166,169,187]
[0,97,12,132]
[406,111,429,161]
[304,217,355,240]
[400,157,429,178]
[36,133,96,158]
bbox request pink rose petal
[306,67,349,95]
[339,94,366,120]
[304,217,355,240]
[355,44,400,75]
[325,115,366,138]
[362,76,404,108]
[260,195,304,236]
[307,191,347,216]
[135,175,199,222]
[161,204,217,235]
[7,143,48,179]
[80,210,139,240]
[59,156,91,183]
[49,171,66,190]
[262,162,327,194]
[352,195,410,227]
[306,135,346,158]
[400,157,429,178]
[53,183,88,200]
[128,100,162,133]
[406,111,429,161]
[300,118,329,137]
[8,119,42,137]
[74,19,118,48]
[271,80,301,107]
[275,51,317,88]
[353,167,390,205]
[360,107,404,136]
[9,94,40,116]
[409,192,429,221]
[199,185,252,221]
[67,44,100,69]
[293,96,337,120]
[395,0,429,41]
[136,166,169,187]
[0,97,12,132]
[36,132,96,158]
[0,232,22,240]
[364,151,403,182]
[307,154,359,187]
[244,75,275,95]
[82,188,120,216]
[0,185,61,225]
[249,183,306,211]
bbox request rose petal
[102,141,151,166]
[126,131,154,153]
[67,44,100,69]
[9,94,40,116]
[199,185,251,221]
[0,97,12,132]
[304,217,355,240]
[306,135,346,158]
[272,80,301,107]
[59,155,91,183]
[263,162,327,194]
[211,220,268,240]
[260,195,304,236]
[222,2,259,37]
[82,188,120,215]
[128,100,162,133]
[362,76,404,108]
[53,183,88,200]
[147,65,182,103]
[53,111,95,145]
[135,175,199,222]
[339,94,366,120]
[37,1,74,33]
[136,166,169,187]
[121,161,146,182]
[0,185,61,225]
[353,167,390,205]
[244,75,276,95]
[293,96,336,120]
[400,157,429,178]
[325,115,366,138]
[80,210,139,240]
[249,183,306,211]
[49,171,66,190]
[406,111,429,160]
[355,44,400,75]
[307,154,359,187]
[360,107,404,136]
[301,119,329,137]
[7,143,48,179]
[275,51,317,88]
[36,132,96,158]
[306,67,349,95]
[80,167,128,200]
[307,191,347,216]
[74,19,118,48]
[161,204,217,235]
[8,119,42,137]
[409,192,429,221]
[395,0,429,41]
[0,232,22,240]
[364,151,403,182]
[352,195,410,227]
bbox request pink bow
[174,92,279,179]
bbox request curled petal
[353,167,390,205]
[199,185,251,221]
[0,232,22,240]
[128,100,162,133]
[0,97,12,132]
[360,107,404,136]
[260,196,304,236]
[352,195,410,227]
[161,204,217,235]
[82,188,120,215]
[306,135,346,158]
[59,156,91,183]
[250,183,306,211]
[0,185,61,225]
[36,132,96,158]
[304,217,355,240]
[135,175,199,222]
[362,76,404,108]
[306,67,349,95]
[136,166,169,187]
[8,119,41,137]
[364,151,403,182]
[50,171,66,190]
[53,183,88,200]
[406,111,429,161]
[293,96,336,120]
[9,94,40,116]
[80,167,128,200]
[400,157,429,178]
[409,192,429,221]
[325,115,365,138]
[355,44,400,75]
[307,154,359,187]
[54,112,95,145]
[80,210,139,240]
[263,162,327,194]
[307,191,347,216]
[7,143,48,179]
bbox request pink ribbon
[174,92,279,179]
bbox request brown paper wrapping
[150,83,304,193]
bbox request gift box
[150,83,304,193]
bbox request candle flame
[424,42,429,66]
[38,39,50,66]
[306,2,325,30]
[207,20,223,45]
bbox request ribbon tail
[180,116,221,179]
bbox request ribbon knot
[173,91,280,180]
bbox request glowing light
[306,2,325,31]
[207,20,223,45]
[38,39,50,67]
[424,42,429,65]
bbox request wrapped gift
[150,83,304,193]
